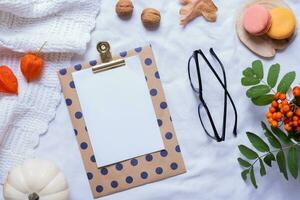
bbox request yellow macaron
[267,7,296,40]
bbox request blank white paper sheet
[72,56,164,167]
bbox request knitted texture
[0,0,100,183]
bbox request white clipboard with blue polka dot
[58,45,186,198]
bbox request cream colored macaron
[267,7,296,40]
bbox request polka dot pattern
[89,60,97,66]
[155,71,160,79]
[90,155,96,162]
[74,129,78,136]
[74,64,82,71]
[59,68,67,75]
[144,58,152,66]
[165,132,173,140]
[141,171,148,179]
[157,119,163,127]
[87,172,93,180]
[75,112,82,119]
[80,142,88,150]
[155,167,163,175]
[160,102,168,109]
[58,45,185,198]
[100,167,108,175]
[69,81,75,88]
[145,154,153,161]
[120,51,127,57]
[111,181,118,188]
[150,88,157,96]
[66,98,72,106]
[170,162,178,170]
[115,163,123,171]
[96,185,103,193]
[135,47,142,52]
[160,150,168,157]
[126,176,133,184]
[130,158,138,166]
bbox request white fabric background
[1,0,300,199]
[0,0,101,186]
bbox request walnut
[141,8,161,28]
[115,0,134,17]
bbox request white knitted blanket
[0,0,100,183]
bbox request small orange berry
[271,121,278,128]
[293,86,300,97]
[265,112,272,118]
[275,112,282,120]
[270,107,276,113]
[278,103,283,109]
[272,101,278,107]
[279,93,286,100]
[282,105,290,113]
[284,124,292,131]
[282,100,289,105]
[268,118,273,124]
[274,92,281,100]
[286,111,293,118]
[296,109,300,117]
[293,116,299,121]
[292,121,298,127]
[280,108,284,113]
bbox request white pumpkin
[3,159,69,200]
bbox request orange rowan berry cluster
[266,86,300,133]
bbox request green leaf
[238,145,258,160]
[271,127,291,144]
[277,71,296,93]
[246,132,270,152]
[276,151,288,180]
[246,85,271,98]
[263,153,276,167]
[261,122,282,149]
[238,157,251,167]
[251,95,274,106]
[288,147,298,179]
[241,169,249,181]
[241,77,260,86]
[243,67,255,77]
[252,60,264,80]
[259,158,266,176]
[267,64,280,88]
[249,167,258,189]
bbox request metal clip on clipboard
[92,41,126,73]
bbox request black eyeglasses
[188,48,238,142]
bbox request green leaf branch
[239,60,299,188]
[241,60,296,106]
[238,122,300,188]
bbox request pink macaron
[243,4,272,36]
